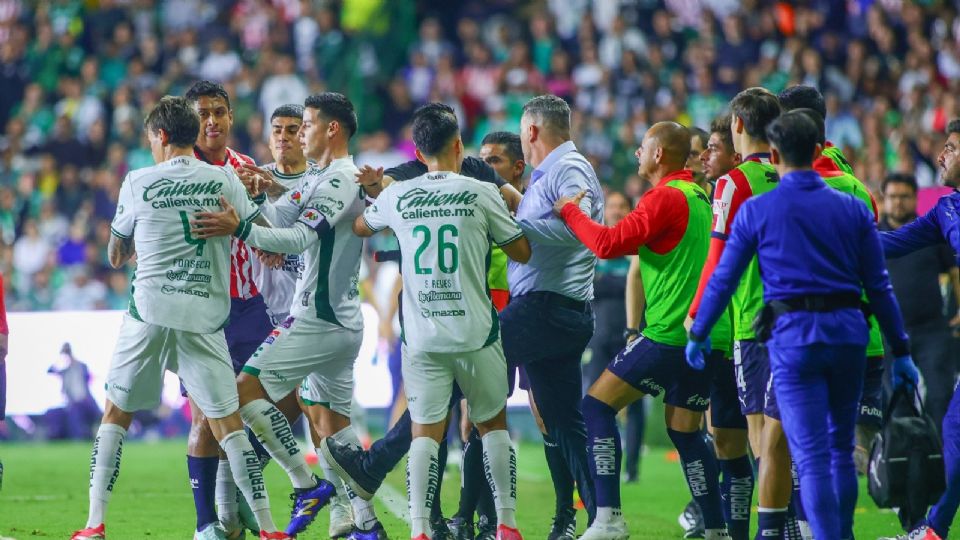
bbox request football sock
[239,399,314,489]
[718,455,754,540]
[408,437,440,538]
[755,507,787,539]
[456,427,484,520]
[543,432,575,514]
[583,395,622,508]
[220,429,276,532]
[333,426,379,530]
[215,459,240,531]
[187,455,219,531]
[87,423,126,528]
[482,430,518,528]
[247,427,271,468]
[668,428,725,530]
[432,436,449,522]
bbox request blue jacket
[882,191,960,265]
[692,170,910,356]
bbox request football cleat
[447,517,475,540]
[431,515,453,540]
[260,532,294,540]
[347,521,390,540]
[494,525,523,540]
[195,523,228,540]
[547,507,576,540]
[70,524,106,540]
[412,535,430,540]
[578,518,629,540]
[329,496,355,538]
[677,501,704,539]
[475,520,496,540]
[703,530,732,540]
[285,478,336,536]
[879,525,944,540]
[320,437,382,501]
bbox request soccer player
[687,88,797,539]
[878,119,960,540]
[192,92,382,538]
[70,96,290,540]
[687,110,918,540]
[553,122,725,540]
[353,102,531,540]
[183,80,277,540]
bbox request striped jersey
[192,146,261,300]
[247,156,365,329]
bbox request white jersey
[110,155,260,334]
[362,171,524,353]
[252,162,308,318]
[240,156,365,330]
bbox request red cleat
[495,525,523,540]
[411,535,430,540]
[71,524,106,540]
[260,531,294,540]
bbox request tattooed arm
[108,234,136,269]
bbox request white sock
[333,427,379,530]
[239,399,315,489]
[86,423,126,528]
[798,520,813,539]
[220,430,276,532]
[408,437,440,538]
[595,507,623,524]
[215,459,240,531]
[481,430,517,528]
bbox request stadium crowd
[1,0,960,310]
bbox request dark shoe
[447,517,475,540]
[320,437,382,500]
[678,500,705,539]
[347,522,390,540]
[547,507,576,540]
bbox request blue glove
[685,337,712,371]
[892,354,919,391]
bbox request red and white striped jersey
[193,145,261,300]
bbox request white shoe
[578,518,629,540]
[194,523,228,540]
[328,496,354,538]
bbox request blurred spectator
[46,343,100,440]
[54,266,106,311]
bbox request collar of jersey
[654,168,694,188]
[743,153,771,164]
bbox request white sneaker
[328,496,354,538]
[578,517,629,540]
[194,523,228,540]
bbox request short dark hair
[947,119,960,136]
[730,87,781,142]
[144,96,200,147]
[522,95,571,137]
[882,172,918,195]
[412,102,459,156]
[766,111,819,168]
[271,104,304,122]
[185,80,231,110]
[709,115,734,153]
[791,108,826,144]
[690,127,709,149]
[778,85,826,120]
[481,131,523,163]
[304,92,358,139]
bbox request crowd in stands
[0,0,958,311]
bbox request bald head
[638,122,691,176]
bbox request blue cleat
[346,521,390,540]
[284,477,336,536]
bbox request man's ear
[812,142,823,162]
[770,147,781,165]
[735,117,744,134]
[415,148,427,165]
[654,145,664,165]
[528,123,539,144]
[513,160,526,181]
[158,128,170,146]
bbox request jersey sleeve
[223,168,261,223]
[710,171,753,240]
[361,186,392,232]
[462,156,507,187]
[480,185,523,246]
[881,204,945,259]
[856,203,910,356]
[385,160,427,182]
[263,176,310,226]
[110,172,136,239]
[301,174,359,230]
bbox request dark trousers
[884,324,957,431]
[500,291,596,520]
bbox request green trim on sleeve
[110,226,131,239]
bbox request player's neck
[737,139,770,160]
[276,160,307,175]
[162,146,195,162]
[197,144,228,164]
[311,143,348,169]
[424,155,462,174]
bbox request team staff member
[182,80,276,540]
[879,119,960,540]
[555,122,726,540]
[688,111,917,540]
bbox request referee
[687,111,918,540]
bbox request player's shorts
[507,365,531,394]
[856,355,884,429]
[733,339,771,416]
[607,336,713,412]
[402,340,508,425]
[763,372,781,420]
[711,352,747,429]
[225,294,274,373]
[243,315,361,405]
[299,369,352,418]
[107,315,239,419]
[0,358,6,421]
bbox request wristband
[623,328,640,340]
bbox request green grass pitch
[0,439,919,539]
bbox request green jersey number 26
[413,224,459,275]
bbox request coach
[501,94,604,523]
[686,111,918,540]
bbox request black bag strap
[881,384,923,426]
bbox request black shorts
[608,336,713,412]
[711,353,747,429]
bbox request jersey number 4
[412,224,459,275]
[179,211,206,256]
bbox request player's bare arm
[191,196,272,239]
[107,234,135,269]
[236,163,275,197]
[500,183,522,213]
[355,165,388,198]
[352,214,380,238]
[499,235,532,264]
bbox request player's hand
[892,354,920,391]
[257,250,285,269]
[379,317,394,343]
[237,163,274,197]
[684,337,711,371]
[191,196,241,239]
[552,190,586,217]
[683,315,695,333]
[356,165,385,198]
